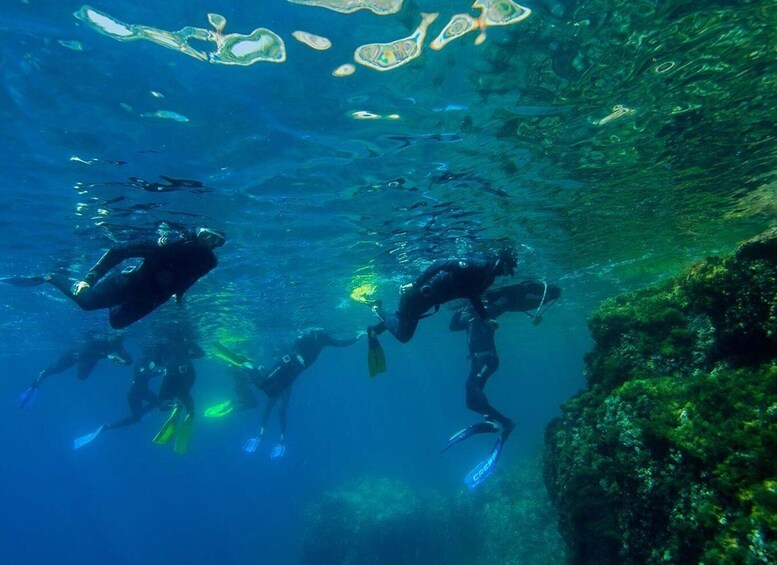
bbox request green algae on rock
[544,228,777,564]
[301,455,565,564]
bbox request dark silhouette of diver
[484,279,561,325]
[16,333,132,410]
[443,280,561,489]
[151,334,205,454]
[44,226,225,329]
[72,334,205,451]
[366,248,517,376]
[230,328,362,459]
[106,346,164,429]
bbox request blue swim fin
[440,421,499,453]
[73,426,104,450]
[270,443,286,460]
[464,438,503,490]
[242,436,260,454]
[15,386,38,410]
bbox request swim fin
[15,386,38,410]
[152,404,180,445]
[204,400,234,418]
[271,443,286,460]
[242,436,260,454]
[464,438,503,490]
[213,342,252,368]
[0,275,47,288]
[367,332,386,377]
[173,414,194,455]
[73,425,104,450]
[440,421,499,453]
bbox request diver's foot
[271,442,286,460]
[242,436,261,454]
[500,419,515,443]
[440,420,500,453]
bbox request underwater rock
[301,456,564,564]
[544,228,777,564]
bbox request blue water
[1,0,773,563]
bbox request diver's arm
[83,240,159,285]
[449,310,467,331]
[321,333,360,348]
[469,295,490,321]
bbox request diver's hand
[355,331,367,341]
[241,361,254,370]
[72,280,90,295]
[486,319,500,329]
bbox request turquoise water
[0,1,774,563]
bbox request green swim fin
[153,405,180,445]
[213,342,252,368]
[204,400,234,418]
[173,414,194,455]
[367,333,387,377]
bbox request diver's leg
[465,358,511,427]
[278,387,292,438]
[261,395,278,435]
[105,388,146,430]
[47,273,125,311]
[76,358,99,381]
[108,299,158,329]
[38,350,79,383]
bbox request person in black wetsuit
[16,333,132,410]
[241,328,362,458]
[156,335,205,417]
[45,226,226,329]
[449,301,513,435]
[365,248,517,375]
[72,330,205,451]
[104,344,165,431]
[368,248,517,343]
[484,279,561,325]
[442,279,561,489]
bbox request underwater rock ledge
[301,455,565,564]
[543,228,777,564]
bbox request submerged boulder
[300,477,476,565]
[544,228,777,564]
[301,456,565,565]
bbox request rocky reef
[544,229,777,564]
[301,455,564,565]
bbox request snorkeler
[237,328,362,459]
[366,248,518,376]
[73,344,165,449]
[16,332,132,410]
[442,280,561,489]
[3,226,226,329]
[484,279,561,324]
[152,334,205,454]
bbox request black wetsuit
[371,256,506,343]
[449,304,512,428]
[105,348,163,430]
[484,280,561,315]
[157,338,204,416]
[255,330,359,436]
[36,336,132,384]
[48,231,218,329]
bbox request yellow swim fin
[153,404,180,445]
[204,400,234,418]
[367,333,387,377]
[173,414,194,455]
